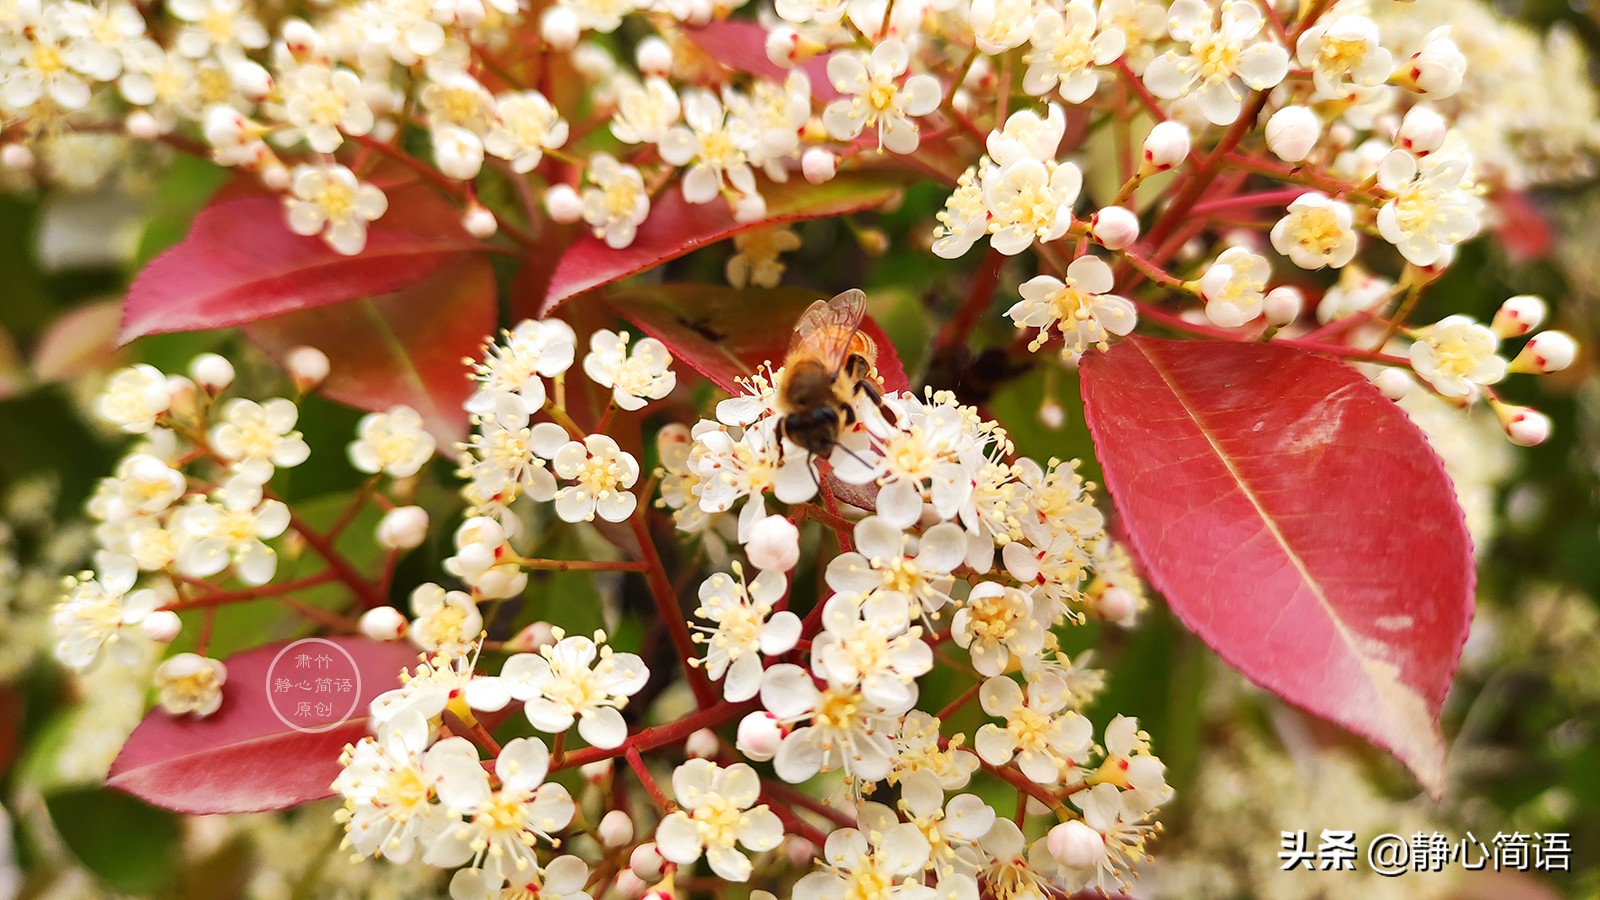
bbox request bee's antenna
[807,452,822,494]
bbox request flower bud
[612,871,646,900]
[359,606,409,641]
[1265,106,1320,163]
[280,18,322,59]
[285,345,329,390]
[635,36,673,76]
[544,183,583,223]
[684,727,719,759]
[259,161,290,191]
[629,842,665,880]
[433,126,484,181]
[1038,398,1065,429]
[505,620,557,653]
[1397,104,1447,155]
[126,110,161,141]
[377,506,430,550]
[783,838,814,867]
[747,515,800,572]
[462,204,497,238]
[1373,367,1415,399]
[1398,29,1465,98]
[1089,205,1140,250]
[801,147,837,185]
[1262,286,1304,326]
[1,143,35,170]
[1491,295,1546,339]
[1495,404,1552,447]
[599,809,636,847]
[165,376,197,416]
[452,0,487,28]
[1141,121,1190,171]
[733,192,767,223]
[766,25,801,66]
[230,59,274,102]
[1046,820,1106,869]
[540,6,580,52]
[189,353,235,392]
[656,422,690,456]
[736,711,783,761]
[1097,586,1138,625]
[141,610,182,644]
[581,759,613,783]
[1510,330,1576,374]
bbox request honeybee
[777,289,898,458]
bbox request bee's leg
[851,376,900,427]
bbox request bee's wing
[789,289,867,377]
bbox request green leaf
[45,787,182,894]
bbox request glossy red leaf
[107,637,420,814]
[603,283,909,395]
[1079,337,1472,796]
[545,172,907,310]
[121,173,481,342]
[682,21,839,101]
[245,257,495,445]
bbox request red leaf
[682,21,839,101]
[107,637,420,814]
[545,172,907,311]
[603,283,909,395]
[245,257,495,446]
[121,173,481,342]
[1079,337,1472,796]
[1491,189,1553,264]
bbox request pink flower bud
[636,36,673,76]
[540,6,580,51]
[783,837,815,866]
[126,110,161,141]
[1491,295,1546,339]
[1,144,34,170]
[736,711,783,761]
[285,345,329,390]
[612,871,646,900]
[544,183,583,223]
[1265,106,1320,163]
[1496,404,1552,446]
[377,506,430,550]
[801,147,837,185]
[1047,820,1106,869]
[1141,121,1189,171]
[189,353,235,392]
[765,25,801,67]
[1098,586,1138,625]
[1263,286,1304,326]
[1510,330,1576,374]
[685,727,720,759]
[599,809,636,847]
[629,842,665,880]
[1090,205,1140,250]
[141,610,182,644]
[1397,104,1447,155]
[747,515,800,572]
[462,204,497,238]
[359,606,409,641]
[280,18,322,59]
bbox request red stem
[627,514,718,709]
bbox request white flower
[982,158,1081,255]
[1023,1,1125,103]
[53,557,164,670]
[931,163,990,259]
[1092,716,1172,803]
[986,104,1067,166]
[1264,105,1320,163]
[209,397,311,483]
[812,590,931,709]
[460,405,569,509]
[693,567,802,701]
[693,419,819,537]
[829,394,992,529]
[153,652,227,717]
[1376,149,1482,267]
[492,631,649,748]
[409,583,484,657]
[794,825,935,900]
[1008,258,1137,357]
[878,771,995,874]
[281,64,374,153]
[349,405,436,478]
[971,0,1036,55]
[660,88,758,205]
[450,856,590,900]
[1294,15,1392,99]
[822,40,942,154]
[433,125,486,181]
[96,364,170,433]
[166,0,268,58]
[1408,315,1506,399]
[333,710,456,863]
[760,663,905,782]
[655,760,784,881]
[485,90,569,174]
[581,153,650,248]
[1143,0,1289,125]
[725,71,812,177]
[611,76,682,145]
[891,711,979,789]
[582,329,676,411]
[727,226,802,288]
[974,674,1094,783]
[468,317,578,417]
[1394,26,1465,98]
[170,478,290,586]
[1068,782,1159,892]
[285,164,389,256]
[420,73,495,133]
[1198,246,1270,327]
[952,582,1049,676]
[825,516,966,618]
[1270,192,1358,270]
[552,434,641,523]
[0,9,94,112]
[424,736,576,888]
